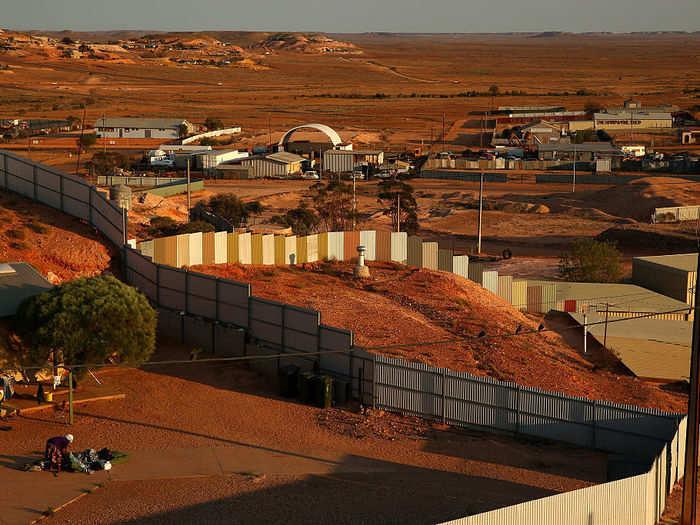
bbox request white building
[196,149,250,170]
[94,118,193,139]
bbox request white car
[302,171,319,180]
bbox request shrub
[177,221,215,234]
[6,228,25,240]
[27,221,50,234]
[558,238,623,283]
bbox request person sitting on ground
[45,434,73,474]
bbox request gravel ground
[2,344,607,523]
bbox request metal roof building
[240,152,306,178]
[632,254,697,306]
[0,263,53,318]
[537,142,621,161]
[95,117,193,139]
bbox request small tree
[376,179,419,234]
[584,100,602,114]
[177,221,215,234]
[61,36,75,45]
[558,238,623,283]
[200,193,249,227]
[273,203,319,236]
[13,275,157,378]
[77,133,97,152]
[310,178,355,232]
[245,201,265,225]
[87,151,130,177]
[204,117,224,131]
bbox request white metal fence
[0,149,689,525]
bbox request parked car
[301,171,319,180]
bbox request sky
[3,0,700,34]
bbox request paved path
[0,445,397,525]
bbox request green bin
[311,375,334,409]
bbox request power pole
[681,250,700,525]
[603,302,609,350]
[352,173,356,231]
[477,172,484,254]
[583,311,588,354]
[186,157,191,223]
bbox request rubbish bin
[297,371,315,404]
[312,375,334,409]
[278,365,299,397]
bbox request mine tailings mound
[589,177,700,221]
[191,261,686,413]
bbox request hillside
[0,189,117,283]
[191,261,687,413]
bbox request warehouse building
[240,152,306,178]
[195,149,249,170]
[536,142,621,162]
[632,253,697,307]
[95,117,194,139]
[323,149,384,173]
[593,101,673,131]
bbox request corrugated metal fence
[0,149,687,525]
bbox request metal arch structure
[278,123,342,151]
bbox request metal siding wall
[153,237,166,264]
[296,235,308,263]
[285,236,297,265]
[375,231,392,261]
[251,234,263,265]
[274,236,286,265]
[319,325,354,378]
[318,232,329,260]
[187,272,217,319]
[306,234,318,262]
[512,280,528,310]
[227,232,239,263]
[468,262,485,284]
[452,255,468,279]
[527,285,543,313]
[202,232,215,265]
[407,236,423,267]
[438,249,453,272]
[359,230,376,261]
[327,231,344,261]
[262,234,275,265]
[498,275,513,303]
[214,232,227,264]
[343,231,361,262]
[542,283,557,312]
[176,234,190,268]
[138,240,154,260]
[189,232,203,266]
[238,233,252,264]
[482,270,499,294]
[158,266,187,311]
[217,279,250,327]
[391,232,408,263]
[422,242,439,270]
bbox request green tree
[177,221,215,234]
[558,239,623,283]
[272,203,320,235]
[87,151,130,177]
[13,275,157,378]
[77,133,97,152]
[310,178,355,232]
[204,117,224,131]
[376,179,419,234]
[61,36,76,45]
[200,193,250,227]
[245,201,265,225]
[199,137,219,147]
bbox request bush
[204,117,224,131]
[6,228,26,240]
[199,137,219,147]
[87,151,130,177]
[177,221,215,234]
[147,216,178,237]
[27,221,50,234]
[77,133,97,151]
[558,239,623,283]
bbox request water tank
[109,184,132,210]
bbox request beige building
[632,254,697,307]
[240,151,305,178]
[593,101,673,131]
[323,149,384,173]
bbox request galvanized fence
[0,150,689,525]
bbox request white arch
[278,123,342,150]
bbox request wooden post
[477,172,484,254]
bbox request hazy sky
[3,0,700,33]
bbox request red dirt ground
[189,261,687,413]
[0,188,117,282]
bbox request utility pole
[186,158,191,223]
[572,142,577,193]
[603,302,609,350]
[477,172,484,254]
[681,250,700,525]
[397,192,401,233]
[352,173,356,231]
[75,107,87,176]
[583,311,588,354]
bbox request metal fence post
[185,270,190,315]
[32,165,37,200]
[516,384,521,434]
[442,369,447,425]
[372,354,377,410]
[592,399,598,449]
[156,265,161,307]
[88,187,93,226]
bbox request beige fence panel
[176,234,190,268]
[453,255,468,279]
[227,232,239,263]
[296,235,308,263]
[189,232,203,266]
[285,236,297,265]
[407,236,423,267]
[138,240,154,260]
[391,232,408,264]
[262,234,275,265]
[360,230,376,261]
[202,232,215,265]
[468,262,485,284]
[542,282,557,312]
[251,234,263,264]
[438,249,453,272]
[512,280,527,310]
[498,275,513,303]
[482,270,498,294]
[238,232,252,264]
[376,230,392,261]
[275,236,286,265]
[214,232,227,264]
[318,232,329,260]
[422,242,439,270]
[344,231,361,262]
[327,231,344,261]
[306,234,319,262]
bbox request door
[145,129,151,138]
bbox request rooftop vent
[0,263,17,276]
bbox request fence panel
[187,272,217,319]
[274,236,286,265]
[422,242,439,270]
[251,234,263,265]
[238,232,252,264]
[453,255,468,279]
[214,324,246,356]
[359,230,376,261]
[327,231,344,261]
[375,231,391,261]
[249,297,284,346]
[35,167,62,209]
[202,232,215,265]
[468,263,485,285]
[407,236,423,267]
[306,234,318,263]
[262,234,275,265]
[318,232,329,260]
[125,248,158,300]
[214,232,227,264]
[189,232,203,266]
[175,234,190,268]
[527,285,543,313]
[482,270,499,294]
[158,266,187,311]
[285,236,297,265]
[227,232,239,263]
[138,240,154,260]
[90,189,124,246]
[438,249,453,272]
[217,279,251,328]
[498,275,513,303]
[319,325,353,379]
[391,232,408,264]
[512,280,527,310]
[344,231,360,262]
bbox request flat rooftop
[634,253,697,273]
[569,312,690,382]
[0,262,53,317]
